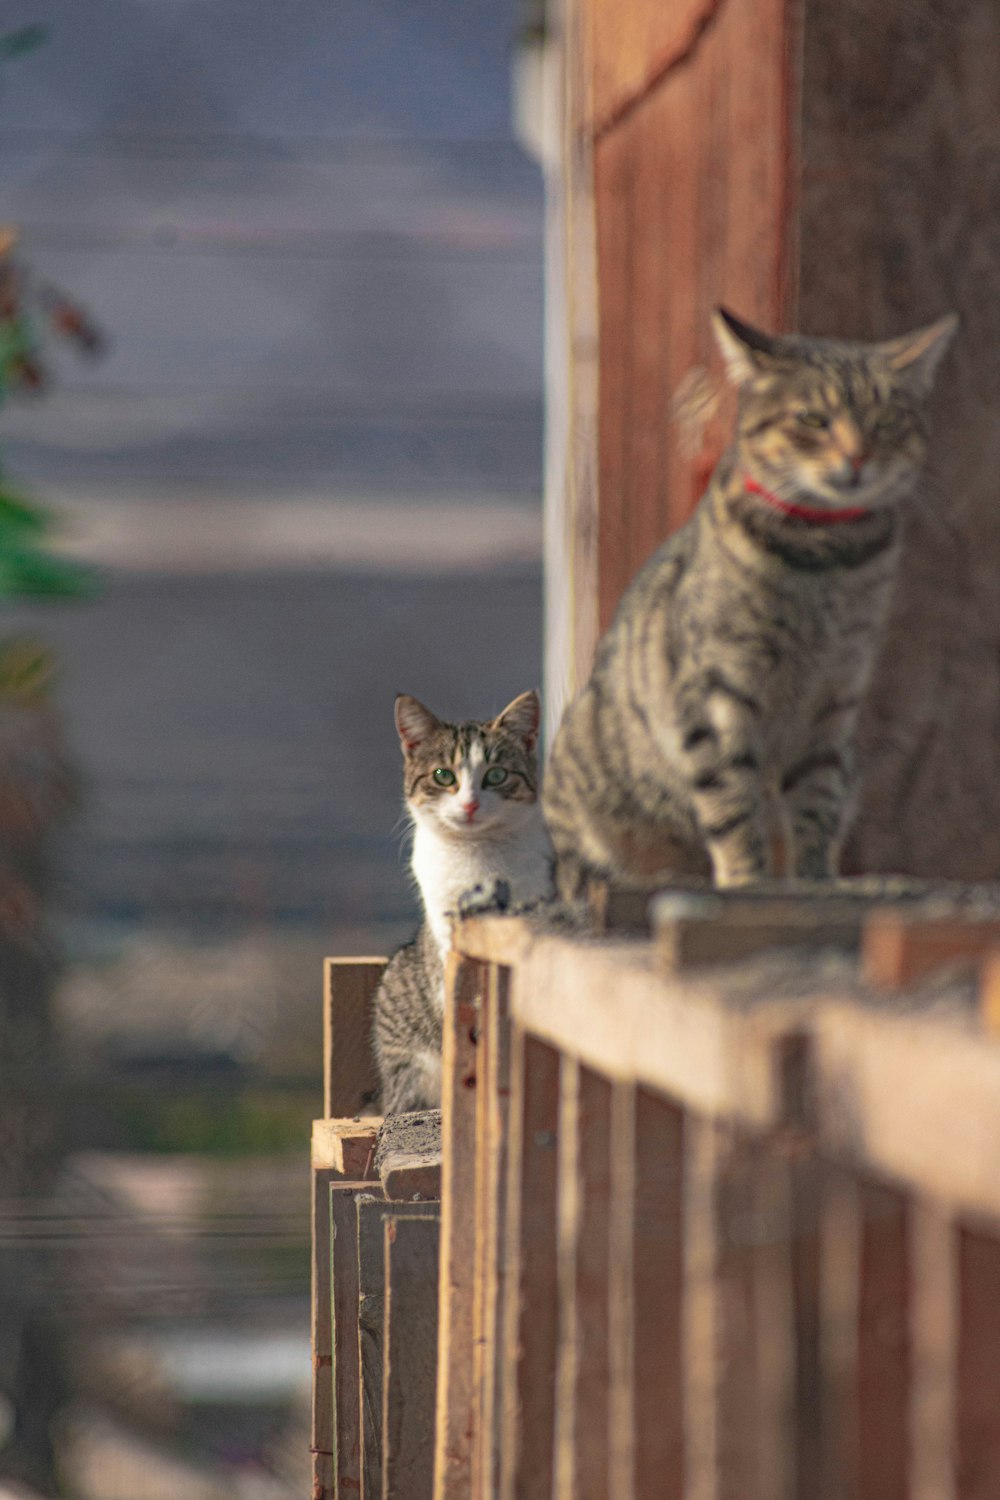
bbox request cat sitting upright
[543,306,957,895]
[373,690,553,1114]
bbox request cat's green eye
[482,767,508,788]
[797,410,829,429]
[433,767,457,787]
[874,410,896,430]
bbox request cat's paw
[455,878,512,919]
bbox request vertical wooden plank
[632,1088,685,1500]
[433,953,482,1500]
[554,1061,614,1500]
[956,1225,1000,1500]
[818,1167,861,1500]
[312,1165,338,1500]
[857,1180,909,1500]
[383,1214,441,1500]
[716,1135,794,1500]
[684,1115,720,1500]
[499,1029,561,1500]
[554,1055,581,1500]
[608,1081,636,1500]
[474,963,511,1500]
[332,1183,379,1499]
[909,1200,957,1500]
[357,1198,439,1500]
[325,957,386,1119]
[471,964,495,1500]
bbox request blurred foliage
[109,1082,315,1157]
[0,24,48,60]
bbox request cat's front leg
[781,744,854,879]
[675,676,772,887]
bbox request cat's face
[394,691,540,839]
[713,308,957,512]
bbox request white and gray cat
[373,690,552,1114]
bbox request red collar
[743,475,871,525]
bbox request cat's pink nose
[461,799,480,822]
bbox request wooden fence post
[433,952,483,1500]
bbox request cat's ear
[874,313,958,396]
[711,306,779,386]
[394,694,440,754]
[493,689,541,753]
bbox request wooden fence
[312,889,1000,1500]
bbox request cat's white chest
[411,813,553,956]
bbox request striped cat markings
[373,691,553,1113]
[544,307,958,894]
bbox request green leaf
[0,25,49,60]
[0,485,52,536]
[0,546,99,598]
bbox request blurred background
[0,3,544,1496]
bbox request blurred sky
[0,0,545,938]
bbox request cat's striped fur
[543,307,957,895]
[374,691,552,1113]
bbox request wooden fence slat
[499,1029,562,1500]
[332,1182,382,1499]
[312,1165,338,1500]
[324,957,386,1119]
[632,1089,685,1500]
[957,1225,1000,1500]
[608,1081,636,1500]
[433,953,483,1500]
[684,1115,720,1500]
[909,1200,957,1500]
[554,1061,614,1500]
[857,1180,909,1500]
[818,1167,861,1500]
[383,1213,441,1500]
[357,1197,440,1500]
[476,962,512,1500]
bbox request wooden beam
[499,1029,561,1500]
[863,913,1000,992]
[433,953,483,1500]
[312,1117,381,1178]
[383,1213,442,1500]
[654,892,864,972]
[324,957,386,1119]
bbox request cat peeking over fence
[373,691,553,1114]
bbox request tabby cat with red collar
[543,306,957,895]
